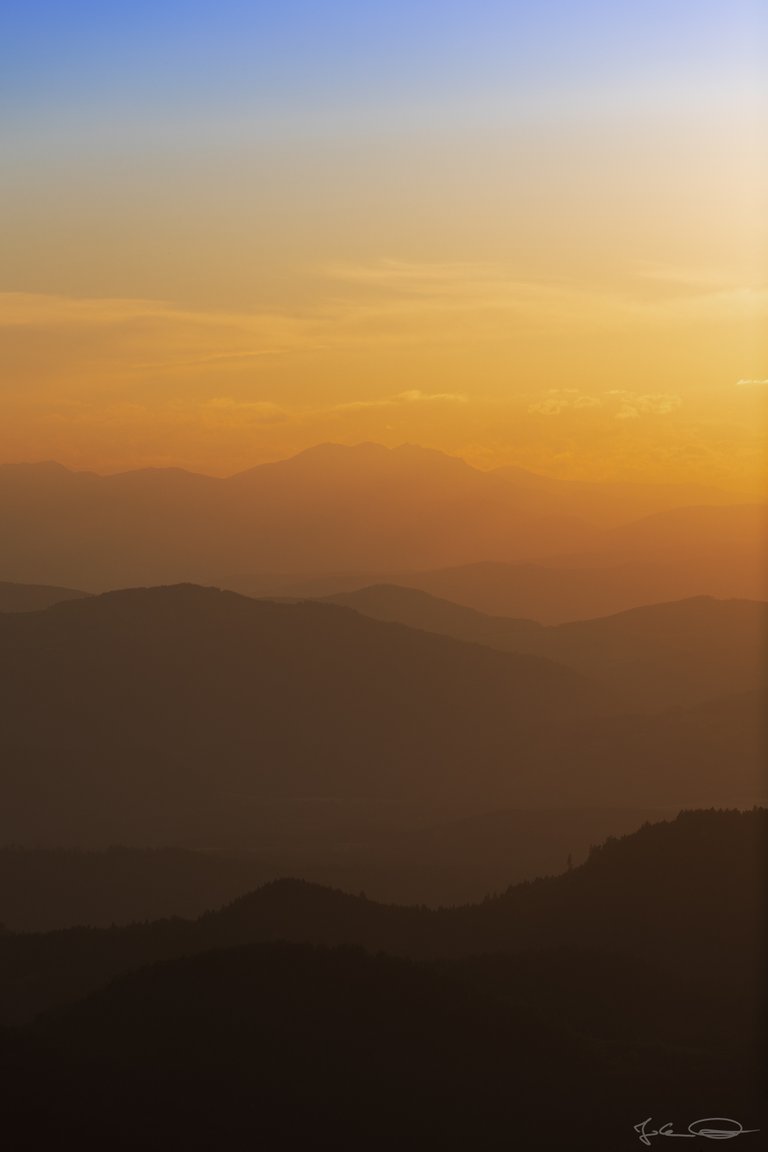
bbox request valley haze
[2,1,766,1146]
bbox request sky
[1,1,767,488]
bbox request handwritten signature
[635,1118,760,1145]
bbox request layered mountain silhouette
[0,810,762,1025]
[1,448,763,613]
[323,587,768,710]
[221,504,768,622]
[0,583,606,842]
[1,585,763,848]
[0,447,594,588]
[0,580,89,613]
[1,807,762,1149]
[0,806,673,929]
[492,462,745,525]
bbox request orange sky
[2,270,766,491]
[2,4,766,492]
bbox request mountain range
[2,446,764,618]
[1,585,764,850]
[0,583,605,845]
[1,810,762,1026]
[0,805,675,928]
[323,586,768,710]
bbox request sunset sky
[2,1,766,489]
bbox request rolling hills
[323,587,768,710]
[0,806,672,929]
[0,809,762,1025]
[1,585,763,849]
[222,498,767,621]
[0,584,607,845]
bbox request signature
[635,1118,760,1145]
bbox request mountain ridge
[1,444,762,593]
[322,586,768,709]
[0,808,762,1027]
[2,584,763,849]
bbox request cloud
[0,292,323,389]
[320,261,768,336]
[320,261,632,329]
[397,389,468,403]
[528,389,602,416]
[736,378,768,386]
[527,389,683,420]
[606,391,682,419]
[332,389,468,413]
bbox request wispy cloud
[319,261,631,328]
[528,389,601,416]
[606,391,683,419]
[321,260,768,327]
[333,389,468,412]
[0,293,322,387]
[528,388,682,420]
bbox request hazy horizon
[2,437,767,494]
[1,4,765,1147]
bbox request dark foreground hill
[1,809,762,1025]
[3,940,759,1152]
[0,810,763,1151]
[3,940,761,1152]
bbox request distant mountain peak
[288,441,474,467]
[295,440,386,457]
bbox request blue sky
[3,1,764,124]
